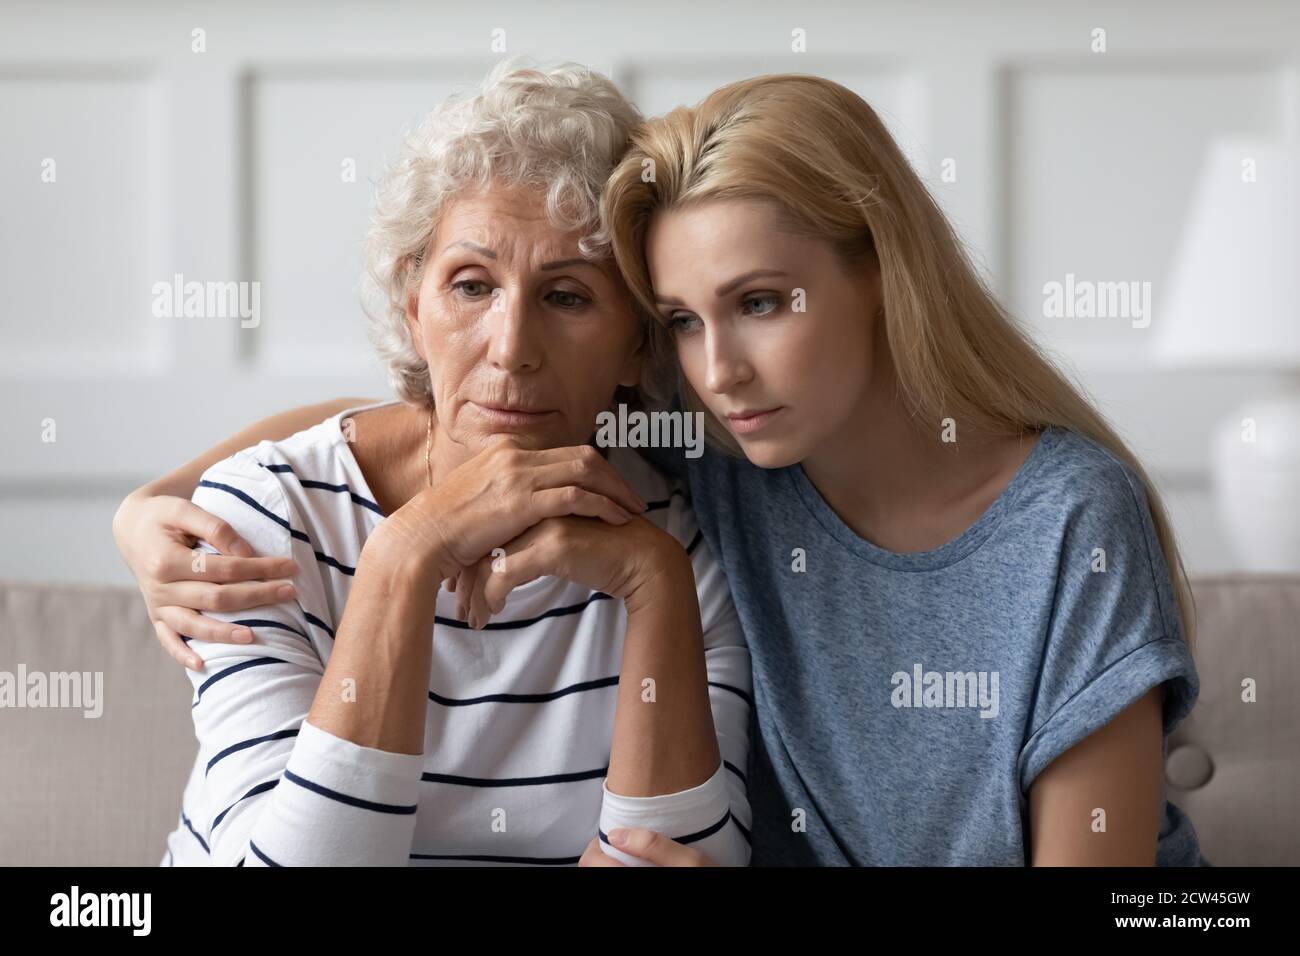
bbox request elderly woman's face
[406,182,642,452]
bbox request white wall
[1,0,1296,584]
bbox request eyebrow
[654,269,790,306]
[716,269,789,297]
[440,243,602,275]
[443,240,497,258]
[539,257,602,273]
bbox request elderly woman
[139,62,751,866]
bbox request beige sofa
[1,575,1297,866]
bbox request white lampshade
[1153,139,1300,369]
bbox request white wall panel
[0,70,166,374]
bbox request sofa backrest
[0,580,194,866]
[1166,575,1300,866]
[1,575,1296,865]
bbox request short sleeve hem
[1017,637,1197,795]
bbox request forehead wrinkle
[442,239,498,258]
[435,204,606,276]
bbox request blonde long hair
[601,73,1195,647]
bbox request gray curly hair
[362,57,668,409]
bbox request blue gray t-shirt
[643,424,1202,866]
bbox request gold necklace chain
[425,406,433,488]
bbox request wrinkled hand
[450,514,681,629]
[377,437,648,584]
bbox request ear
[403,265,426,363]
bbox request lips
[725,406,784,435]
[468,400,557,427]
[475,401,552,415]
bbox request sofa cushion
[1,574,1296,865]
[0,580,195,865]
[1166,574,1300,866]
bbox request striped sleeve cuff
[249,720,426,866]
[292,719,427,794]
[598,760,745,866]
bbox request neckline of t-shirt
[328,398,401,522]
[787,425,1063,572]
[326,397,556,596]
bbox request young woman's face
[645,199,883,468]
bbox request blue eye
[742,293,780,316]
[666,314,702,335]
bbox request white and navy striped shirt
[160,400,752,866]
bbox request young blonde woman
[115,71,1202,866]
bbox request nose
[485,285,543,373]
[702,321,752,395]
